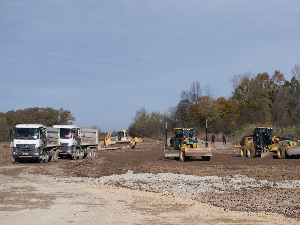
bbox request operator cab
[118,130,129,141]
[254,127,273,150]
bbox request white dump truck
[52,125,98,160]
[11,123,60,163]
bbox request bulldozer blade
[287,146,300,155]
[185,148,213,157]
[261,152,273,158]
[99,147,120,150]
[164,150,180,158]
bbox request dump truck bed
[46,128,60,147]
[81,129,98,146]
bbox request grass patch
[0,142,10,145]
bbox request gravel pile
[56,171,300,199]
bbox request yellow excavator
[164,127,213,162]
[239,127,300,158]
[100,130,142,149]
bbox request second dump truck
[164,128,213,162]
[52,125,98,160]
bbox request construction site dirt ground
[1,141,300,224]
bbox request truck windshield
[60,129,73,139]
[15,128,39,139]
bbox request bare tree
[292,62,300,81]
[231,72,254,101]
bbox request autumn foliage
[0,107,75,141]
[130,63,300,139]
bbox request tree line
[129,62,300,139]
[0,107,75,141]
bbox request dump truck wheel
[87,149,92,159]
[179,150,185,162]
[92,149,96,159]
[79,151,84,160]
[247,147,256,158]
[277,147,286,159]
[44,154,49,163]
[73,150,78,160]
[202,156,210,161]
[54,151,58,162]
[240,147,246,157]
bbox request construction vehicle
[80,128,98,158]
[164,127,213,162]
[10,123,60,163]
[100,130,142,149]
[52,125,98,159]
[239,127,300,158]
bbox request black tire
[79,151,83,160]
[54,151,59,162]
[87,149,92,159]
[50,152,55,162]
[179,150,185,162]
[202,156,210,161]
[92,149,96,159]
[247,147,256,158]
[240,147,246,157]
[277,147,286,159]
[44,153,49,163]
[73,150,78,160]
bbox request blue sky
[1,1,300,132]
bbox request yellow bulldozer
[239,127,300,158]
[164,128,213,162]
[100,130,142,149]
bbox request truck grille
[59,143,69,151]
[16,144,36,153]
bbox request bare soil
[1,141,300,224]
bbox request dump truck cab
[52,124,81,159]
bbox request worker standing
[222,134,226,144]
[211,134,215,144]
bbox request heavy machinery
[164,128,213,162]
[52,125,98,159]
[100,130,142,149]
[239,127,300,158]
[10,123,60,163]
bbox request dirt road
[0,142,300,224]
